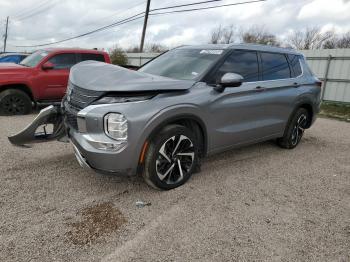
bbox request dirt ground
[0,115,349,262]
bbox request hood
[69,61,195,92]
[0,63,32,79]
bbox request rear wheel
[0,89,32,115]
[142,124,199,190]
[277,108,309,149]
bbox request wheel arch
[294,101,314,128]
[137,113,208,172]
[0,84,34,101]
[148,114,207,156]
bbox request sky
[1,0,350,52]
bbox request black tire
[142,124,199,190]
[277,108,309,149]
[0,89,32,115]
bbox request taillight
[315,80,322,87]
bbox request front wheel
[0,89,32,115]
[142,124,199,190]
[277,108,309,149]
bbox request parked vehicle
[0,48,111,115]
[9,44,321,190]
[0,53,29,64]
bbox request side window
[287,54,302,77]
[49,53,77,69]
[215,50,259,82]
[80,53,105,62]
[260,52,291,80]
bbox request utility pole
[140,0,151,53]
[3,16,9,52]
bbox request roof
[42,47,107,54]
[177,43,300,55]
[0,52,29,57]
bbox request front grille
[64,82,104,130]
[65,106,78,130]
[67,82,103,110]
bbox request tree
[109,46,128,65]
[241,25,280,46]
[144,43,168,53]
[124,45,141,53]
[210,25,224,44]
[209,24,278,46]
[324,32,350,49]
[286,27,334,50]
[209,24,238,44]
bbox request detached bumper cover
[8,105,67,146]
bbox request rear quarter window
[287,54,302,77]
[260,52,291,81]
[80,53,105,62]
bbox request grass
[319,102,350,122]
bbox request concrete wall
[126,52,161,67]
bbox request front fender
[133,104,208,166]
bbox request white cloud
[298,0,350,21]
[0,0,349,52]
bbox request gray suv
[9,44,322,190]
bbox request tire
[277,108,309,149]
[142,124,199,190]
[0,89,32,115]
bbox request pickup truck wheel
[142,124,199,190]
[0,89,32,115]
[277,108,309,149]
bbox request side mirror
[215,73,244,92]
[42,61,54,70]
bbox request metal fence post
[322,55,332,101]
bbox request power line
[152,0,225,11]
[15,1,59,21]
[151,0,266,15]
[14,13,146,47]
[13,0,266,48]
[12,0,54,20]
[96,0,146,25]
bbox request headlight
[104,113,128,141]
[93,94,155,104]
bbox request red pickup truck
[0,48,111,115]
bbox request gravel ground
[0,115,349,262]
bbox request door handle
[293,82,300,88]
[255,86,265,91]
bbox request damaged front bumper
[8,104,136,175]
[8,105,67,146]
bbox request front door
[38,53,77,100]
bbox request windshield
[139,48,223,80]
[20,50,48,67]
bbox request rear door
[38,53,77,100]
[256,52,301,135]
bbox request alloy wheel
[2,95,26,114]
[291,114,307,146]
[156,135,195,185]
